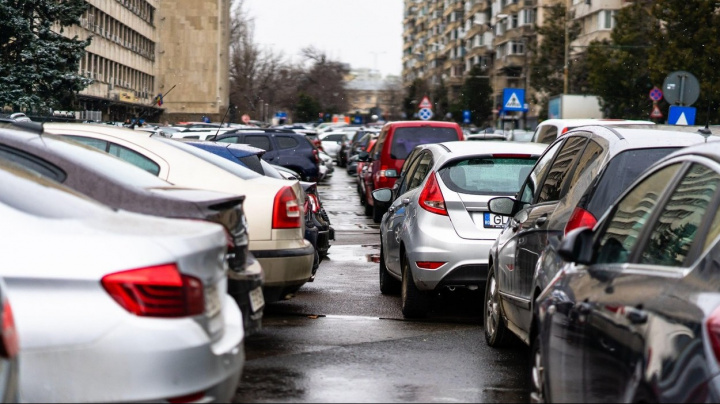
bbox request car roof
[417,140,547,166]
[382,120,461,128]
[567,125,714,149]
[538,118,655,129]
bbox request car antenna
[698,104,712,142]
[130,84,178,129]
[212,105,234,141]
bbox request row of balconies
[116,0,154,25]
[80,18,156,61]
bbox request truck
[547,94,603,119]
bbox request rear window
[390,127,459,160]
[439,156,539,195]
[322,134,346,142]
[238,155,264,174]
[586,147,678,216]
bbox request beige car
[43,123,315,302]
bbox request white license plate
[205,284,222,318]
[484,212,509,228]
[249,286,265,313]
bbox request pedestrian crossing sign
[502,89,526,112]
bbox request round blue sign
[418,108,434,120]
[649,86,663,102]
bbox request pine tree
[0,0,91,112]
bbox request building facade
[56,0,229,123]
[345,69,404,122]
[402,0,630,130]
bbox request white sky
[241,0,404,78]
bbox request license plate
[484,212,509,229]
[205,284,222,318]
[249,286,265,313]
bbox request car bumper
[20,295,245,403]
[251,240,315,301]
[227,254,264,337]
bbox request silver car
[0,161,244,402]
[372,141,546,318]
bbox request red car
[359,121,464,222]
[357,136,379,214]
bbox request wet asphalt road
[233,165,530,403]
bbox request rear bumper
[227,255,264,337]
[252,241,314,290]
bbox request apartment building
[56,0,229,123]
[402,0,629,129]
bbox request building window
[599,10,616,30]
[511,14,519,28]
[521,9,535,25]
[511,40,525,55]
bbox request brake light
[312,148,320,163]
[307,193,320,213]
[419,172,447,216]
[416,261,446,269]
[0,301,19,358]
[101,263,204,317]
[272,186,301,229]
[564,207,597,235]
[561,127,570,135]
[706,306,720,363]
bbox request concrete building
[402,0,631,130]
[57,0,229,123]
[345,69,403,122]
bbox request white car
[42,123,316,302]
[531,118,655,144]
[318,131,349,162]
[0,160,244,403]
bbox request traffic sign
[668,106,696,125]
[463,110,471,124]
[502,89,526,112]
[650,104,663,119]
[418,96,432,110]
[649,86,663,102]
[663,71,700,106]
[418,108,434,120]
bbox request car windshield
[155,137,262,180]
[390,127,459,160]
[439,156,539,195]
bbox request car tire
[401,254,430,318]
[372,204,383,223]
[379,242,400,295]
[364,199,373,216]
[484,267,512,347]
[530,333,548,403]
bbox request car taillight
[312,148,320,163]
[564,207,597,235]
[418,172,447,216]
[272,186,301,229]
[416,261,446,269]
[707,306,720,363]
[0,300,19,358]
[307,193,320,213]
[101,263,204,317]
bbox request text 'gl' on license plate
[484,212,509,228]
[249,286,265,313]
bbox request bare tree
[297,46,349,115]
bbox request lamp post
[563,0,570,94]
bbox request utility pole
[563,0,570,94]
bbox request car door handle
[625,307,648,324]
[402,198,410,205]
[388,206,395,213]
[534,215,548,228]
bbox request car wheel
[401,254,430,318]
[530,333,547,403]
[372,204,383,223]
[484,267,512,347]
[379,242,400,295]
[364,199,373,216]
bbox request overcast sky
[241,0,404,78]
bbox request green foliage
[293,92,321,123]
[459,65,493,126]
[0,0,91,112]
[402,78,430,119]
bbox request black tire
[364,199,373,216]
[401,254,430,318]
[484,267,513,347]
[530,333,548,403]
[372,204,383,223]
[379,243,400,295]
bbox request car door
[383,151,427,276]
[62,135,170,178]
[274,135,301,167]
[243,134,277,164]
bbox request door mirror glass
[488,197,515,216]
[372,188,393,204]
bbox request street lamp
[563,0,571,94]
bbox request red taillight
[168,391,205,403]
[561,127,570,135]
[312,148,320,163]
[272,186,302,229]
[101,264,204,317]
[564,207,597,235]
[307,193,320,213]
[0,301,19,358]
[416,261,446,269]
[419,172,447,216]
[707,306,720,363]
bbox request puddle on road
[324,244,380,263]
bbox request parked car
[533,138,720,403]
[371,141,546,317]
[530,118,655,144]
[212,129,322,182]
[465,133,508,141]
[0,276,18,403]
[319,131,350,167]
[357,135,380,213]
[359,120,465,222]
[346,130,380,176]
[0,121,265,336]
[41,123,315,303]
[0,159,244,402]
[179,139,267,175]
[483,125,712,348]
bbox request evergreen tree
[460,65,493,126]
[293,92,321,123]
[585,2,657,119]
[0,0,91,112]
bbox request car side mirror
[487,197,516,216]
[558,227,594,265]
[358,151,369,161]
[372,188,394,208]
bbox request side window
[373,130,388,160]
[407,153,433,191]
[640,164,720,267]
[595,163,682,264]
[107,143,160,175]
[518,140,563,205]
[567,139,603,187]
[277,136,299,150]
[537,137,587,203]
[395,152,423,195]
[66,136,109,152]
[217,136,240,144]
[536,125,558,144]
[0,145,67,182]
[245,135,272,151]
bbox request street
[234,167,531,403]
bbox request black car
[345,130,380,175]
[533,137,720,403]
[0,120,265,336]
[211,129,321,182]
[484,124,711,348]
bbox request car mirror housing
[372,188,394,204]
[558,227,594,265]
[487,197,515,216]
